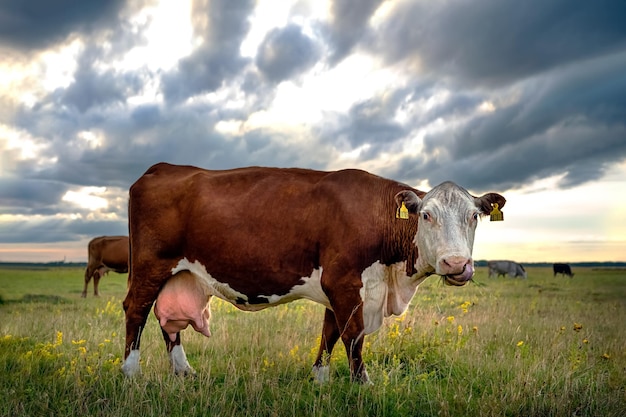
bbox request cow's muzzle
[443,263,474,286]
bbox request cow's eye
[472,212,479,221]
[422,212,431,221]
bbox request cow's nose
[439,256,470,275]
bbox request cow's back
[88,236,128,270]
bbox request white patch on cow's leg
[359,369,373,385]
[170,345,196,375]
[312,364,330,384]
[121,350,141,377]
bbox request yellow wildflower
[446,316,455,323]
[289,345,299,358]
[459,301,471,314]
[573,323,583,332]
[516,341,524,347]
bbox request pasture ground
[0,266,624,416]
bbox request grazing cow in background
[553,263,574,278]
[121,163,506,383]
[488,260,527,279]
[82,235,129,297]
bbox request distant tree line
[475,260,626,268]
[0,261,87,269]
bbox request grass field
[0,266,624,416]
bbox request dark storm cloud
[383,52,626,192]
[131,104,161,126]
[0,178,68,215]
[446,52,626,160]
[325,0,384,64]
[58,58,143,113]
[373,0,626,87]
[393,120,626,194]
[0,0,126,51]
[161,0,254,103]
[316,92,408,160]
[256,24,320,83]
[0,216,126,244]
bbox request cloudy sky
[1,0,625,264]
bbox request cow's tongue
[445,263,474,285]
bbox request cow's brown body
[122,163,505,382]
[82,235,129,297]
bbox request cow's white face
[415,183,478,285]
[397,181,502,286]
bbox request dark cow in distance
[553,263,574,278]
[122,163,506,383]
[488,260,527,279]
[82,236,129,297]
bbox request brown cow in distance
[121,163,506,383]
[82,235,129,297]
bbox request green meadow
[0,266,624,416]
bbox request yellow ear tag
[489,203,503,221]
[396,201,409,219]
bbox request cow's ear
[474,192,506,215]
[394,190,421,214]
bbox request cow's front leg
[160,329,196,376]
[338,309,369,384]
[312,308,340,383]
[326,286,370,384]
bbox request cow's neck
[382,218,420,275]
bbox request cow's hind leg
[312,308,340,383]
[121,267,166,377]
[121,295,152,377]
[93,268,104,296]
[161,329,196,376]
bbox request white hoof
[121,350,141,377]
[312,365,330,384]
[171,345,196,375]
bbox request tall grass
[0,266,624,416]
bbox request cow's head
[396,181,505,286]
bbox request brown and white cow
[121,163,505,383]
[82,235,129,297]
